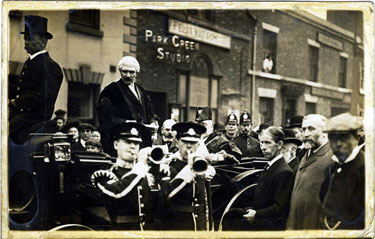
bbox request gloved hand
[91,170,117,187]
[204,165,216,181]
[131,162,150,178]
[243,208,256,224]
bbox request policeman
[233,110,263,158]
[91,122,152,230]
[158,122,216,230]
[225,112,239,141]
[320,113,364,229]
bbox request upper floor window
[261,23,278,74]
[185,10,215,22]
[67,9,103,37]
[339,56,347,88]
[309,45,319,82]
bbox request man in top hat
[97,56,157,154]
[233,110,263,158]
[9,15,63,143]
[72,123,95,151]
[287,114,333,230]
[157,122,216,230]
[285,115,306,159]
[53,109,66,132]
[319,113,364,229]
[225,112,239,141]
[196,107,242,162]
[91,122,153,229]
[281,129,303,174]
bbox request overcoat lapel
[299,143,331,170]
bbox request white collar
[267,153,283,168]
[29,50,47,60]
[115,158,134,169]
[80,138,86,147]
[312,139,329,154]
[332,143,365,164]
[286,156,296,164]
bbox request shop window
[259,97,274,124]
[67,9,103,37]
[339,56,347,88]
[263,29,277,74]
[68,82,100,121]
[309,45,319,82]
[359,61,364,94]
[306,102,316,115]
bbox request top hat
[282,129,302,146]
[21,15,53,39]
[239,109,252,124]
[325,113,363,133]
[54,109,66,118]
[172,122,206,143]
[225,112,238,125]
[285,115,304,129]
[110,121,146,143]
[195,107,212,122]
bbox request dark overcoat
[9,53,63,138]
[319,149,365,229]
[287,157,301,175]
[286,142,333,230]
[233,134,263,158]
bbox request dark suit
[251,156,295,230]
[319,149,365,230]
[287,157,300,175]
[286,142,333,230]
[233,134,263,158]
[9,52,63,141]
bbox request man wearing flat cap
[9,15,63,143]
[281,129,303,174]
[91,122,153,229]
[72,123,95,151]
[319,113,365,229]
[157,122,216,230]
[225,112,239,141]
[233,110,263,158]
[97,56,157,155]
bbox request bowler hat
[110,121,146,143]
[325,113,363,133]
[285,115,304,129]
[283,129,302,146]
[173,122,206,143]
[214,122,226,132]
[195,107,212,122]
[21,15,53,39]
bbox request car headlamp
[52,142,71,162]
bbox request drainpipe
[251,21,258,117]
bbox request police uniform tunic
[233,134,263,158]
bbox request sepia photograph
[2,1,374,238]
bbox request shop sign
[311,87,344,100]
[169,19,231,49]
[145,29,200,64]
[317,33,343,51]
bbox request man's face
[120,65,137,85]
[86,145,101,153]
[178,139,199,159]
[79,129,92,141]
[162,125,175,143]
[259,132,282,160]
[225,122,238,136]
[302,117,326,150]
[328,132,359,162]
[290,127,303,142]
[114,138,140,162]
[24,33,46,55]
[56,119,64,130]
[281,142,298,161]
[240,122,252,136]
[68,127,79,140]
[92,131,101,141]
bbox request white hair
[117,56,140,72]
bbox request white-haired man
[97,56,157,154]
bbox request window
[263,29,277,74]
[185,10,215,22]
[306,102,316,115]
[68,82,100,121]
[339,56,347,88]
[283,99,297,126]
[67,9,103,37]
[259,97,274,124]
[177,56,219,122]
[309,45,319,82]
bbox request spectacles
[120,70,136,74]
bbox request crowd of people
[9,15,366,231]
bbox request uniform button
[337,168,342,173]
[17,87,20,91]
[16,95,19,99]
[21,72,25,75]
[20,109,23,112]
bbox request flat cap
[85,137,102,149]
[78,123,95,131]
[325,113,363,133]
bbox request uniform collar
[331,143,365,164]
[29,50,47,60]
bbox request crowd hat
[285,115,304,129]
[21,15,53,39]
[78,123,95,132]
[85,137,102,149]
[283,129,302,146]
[54,109,66,118]
[172,122,206,143]
[325,113,363,133]
[239,109,252,124]
[225,112,238,125]
[195,107,212,122]
[110,121,146,143]
[214,122,226,132]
